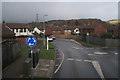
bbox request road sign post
[26,36,37,79]
[47,37,49,50]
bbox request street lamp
[43,14,48,46]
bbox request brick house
[92,24,107,37]
[45,26,52,36]
[62,26,73,35]
[51,26,64,35]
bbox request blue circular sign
[26,36,37,47]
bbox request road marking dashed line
[88,54,93,56]
[84,60,92,62]
[94,52,108,55]
[67,58,74,61]
[75,59,82,62]
[72,47,80,49]
[114,52,118,55]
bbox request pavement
[2,49,29,78]
[52,39,118,79]
[34,59,55,78]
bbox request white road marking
[84,60,92,62]
[94,52,108,55]
[67,58,74,61]
[88,54,93,56]
[72,47,80,49]
[75,59,82,62]
[54,49,64,74]
[92,61,105,80]
[114,52,118,55]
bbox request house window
[65,30,67,32]
[53,31,55,33]
[68,30,71,32]
[16,29,18,32]
[20,29,23,32]
[24,28,26,32]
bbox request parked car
[50,35,56,40]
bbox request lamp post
[43,14,48,46]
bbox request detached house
[62,26,72,35]
[6,23,32,36]
[92,24,107,37]
[51,26,64,35]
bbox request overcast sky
[2,2,118,23]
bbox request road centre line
[94,52,108,55]
[114,52,118,55]
[75,59,82,62]
[54,49,64,74]
[88,54,93,56]
[84,60,92,62]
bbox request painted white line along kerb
[92,61,105,80]
[54,49,64,74]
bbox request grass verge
[40,48,55,60]
[45,41,54,48]
[40,41,55,60]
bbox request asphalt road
[52,39,118,79]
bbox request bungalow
[6,22,32,36]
